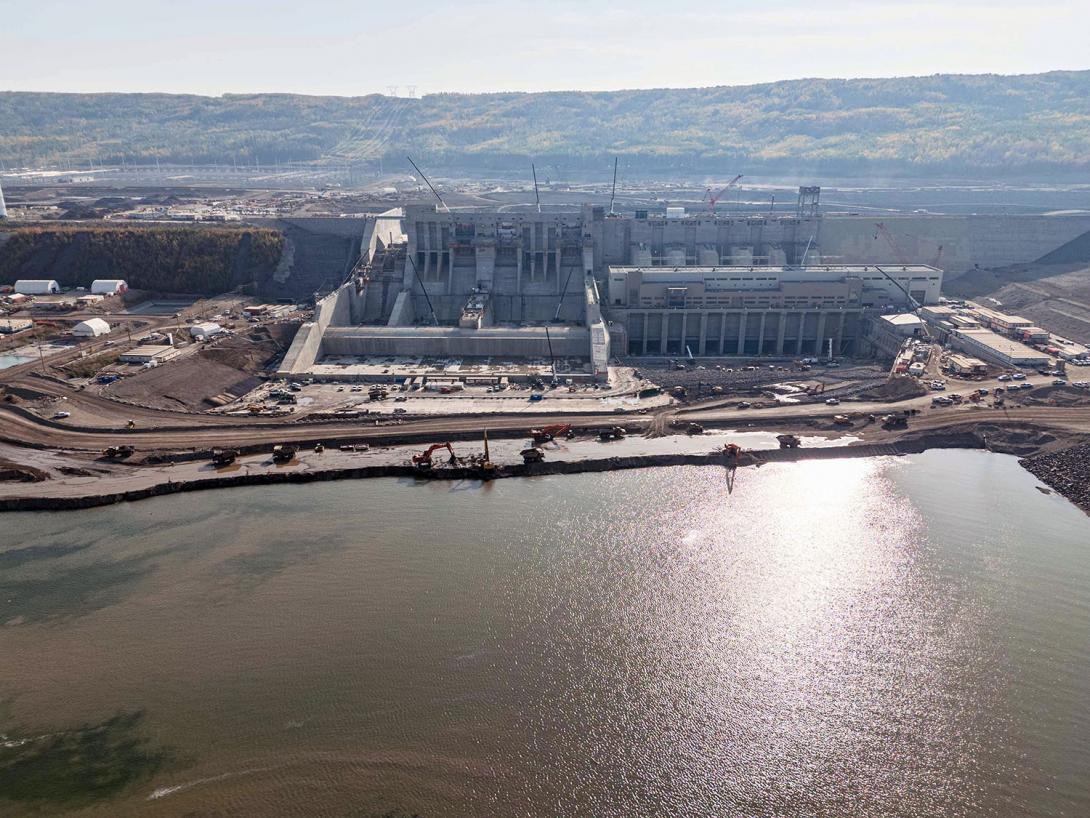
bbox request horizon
[5,65,1090,100]
[3,0,1088,97]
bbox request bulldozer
[102,444,134,459]
[776,434,801,449]
[412,442,457,470]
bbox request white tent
[90,279,128,295]
[189,322,223,340]
[13,279,60,295]
[73,318,111,338]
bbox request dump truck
[210,449,238,466]
[881,412,910,430]
[530,424,574,444]
[272,444,297,463]
[776,434,801,449]
[521,447,545,464]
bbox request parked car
[825,397,840,406]
[1053,378,1068,387]
[1011,372,1026,380]
[52,410,71,419]
[997,374,1011,381]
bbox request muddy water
[1,451,1089,817]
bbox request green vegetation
[2,71,1090,177]
[0,711,169,807]
[0,225,283,295]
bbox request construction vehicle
[210,448,238,466]
[479,430,496,477]
[685,422,704,435]
[272,444,297,463]
[314,442,325,454]
[530,424,574,444]
[720,442,743,458]
[881,412,910,430]
[102,444,134,459]
[521,447,545,464]
[833,414,852,426]
[412,442,457,469]
[598,426,626,441]
[126,419,136,430]
[776,434,801,449]
[703,174,743,214]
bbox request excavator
[530,423,574,444]
[412,442,457,469]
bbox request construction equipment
[881,412,910,430]
[530,424,574,444]
[272,444,297,463]
[521,447,545,464]
[211,448,238,466]
[776,434,801,449]
[704,175,743,214]
[126,419,136,430]
[480,429,496,477]
[314,442,325,454]
[412,442,457,469]
[685,422,704,435]
[598,426,626,441]
[102,444,134,459]
[833,414,853,426]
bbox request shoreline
[0,432,986,512]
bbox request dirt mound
[107,358,263,412]
[200,332,283,372]
[856,376,927,402]
[0,460,49,482]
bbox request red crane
[704,175,743,214]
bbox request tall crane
[704,175,743,214]
[874,222,944,267]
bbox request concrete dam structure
[277,199,1090,379]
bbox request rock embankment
[1020,443,1090,513]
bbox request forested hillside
[2,71,1089,178]
[0,225,284,294]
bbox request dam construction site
[5,178,1090,513]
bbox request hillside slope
[2,71,1089,177]
[0,225,284,295]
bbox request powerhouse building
[280,203,949,380]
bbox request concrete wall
[816,214,1090,275]
[322,325,589,359]
[277,284,352,375]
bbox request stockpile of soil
[107,334,282,412]
[856,376,927,402]
[1021,442,1090,513]
[0,460,49,482]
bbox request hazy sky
[3,0,1087,96]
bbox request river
[1,450,1088,817]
